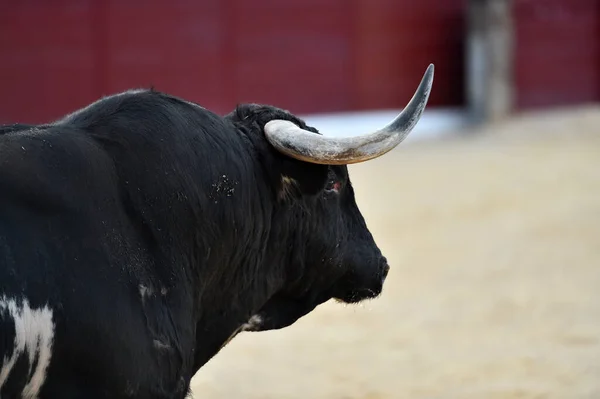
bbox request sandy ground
[190,105,600,399]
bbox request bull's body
[0,65,433,399]
[0,91,307,398]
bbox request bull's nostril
[381,263,390,280]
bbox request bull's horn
[264,64,434,165]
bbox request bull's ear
[278,158,328,199]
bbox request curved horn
[264,64,434,165]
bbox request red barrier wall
[1,0,597,123]
[0,0,464,123]
[514,0,600,109]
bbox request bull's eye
[325,179,342,195]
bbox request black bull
[0,65,434,398]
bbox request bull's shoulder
[0,124,118,216]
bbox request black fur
[0,89,389,398]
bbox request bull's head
[227,65,434,332]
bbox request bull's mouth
[334,286,382,304]
[333,261,389,304]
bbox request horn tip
[425,63,435,80]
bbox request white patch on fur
[153,339,171,351]
[240,314,262,331]
[279,176,297,201]
[0,296,55,398]
[219,314,264,351]
[139,285,153,303]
